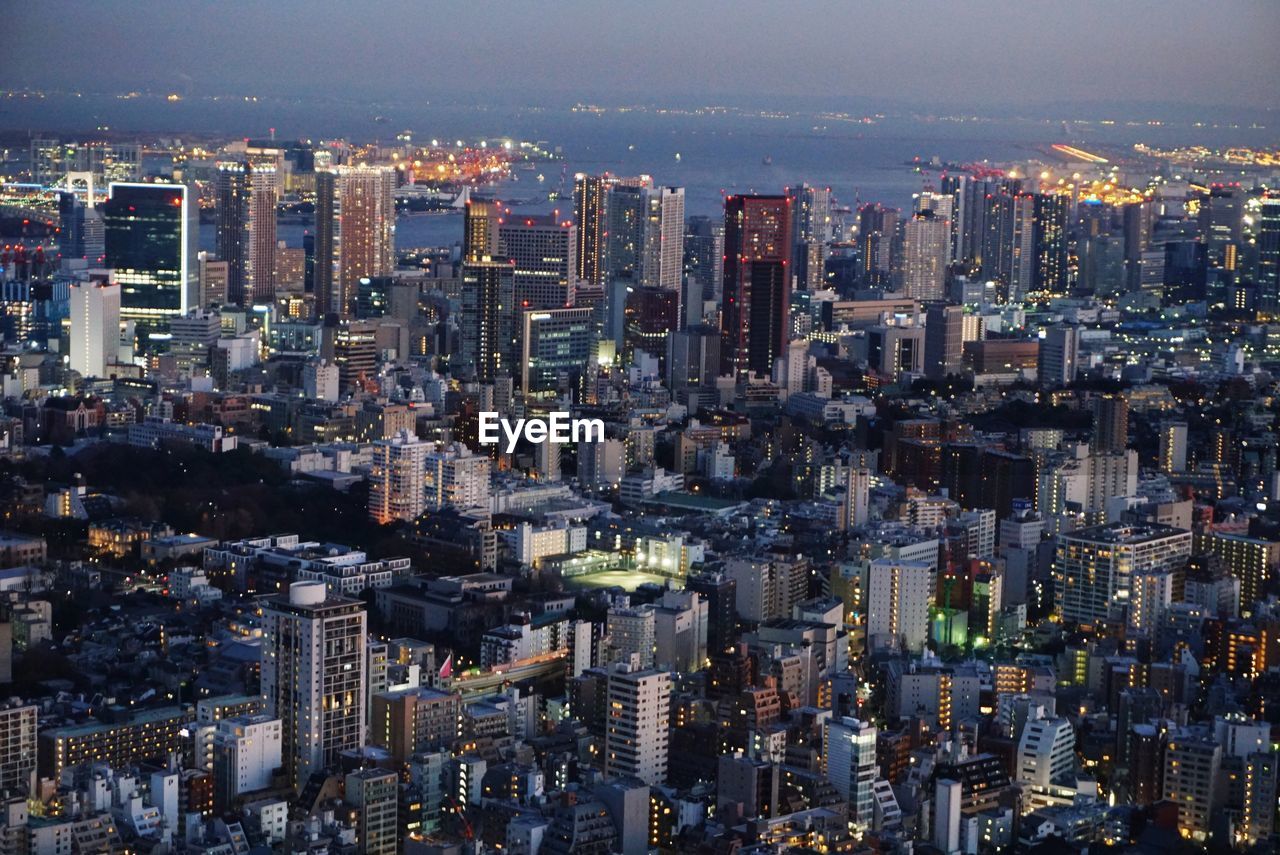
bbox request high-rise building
[573,173,609,289]
[261,581,367,792]
[215,161,279,305]
[666,325,721,403]
[924,304,964,380]
[683,215,725,307]
[1091,394,1129,453]
[459,258,516,383]
[722,195,792,377]
[902,210,949,301]
[463,199,501,260]
[604,657,671,786]
[1158,421,1188,473]
[368,431,429,524]
[498,214,578,309]
[101,181,197,336]
[1033,194,1070,295]
[1037,324,1079,387]
[1123,200,1154,294]
[1055,523,1192,625]
[845,466,871,529]
[521,307,595,397]
[424,444,491,511]
[1195,531,1280,616]
[1242,751,1279,845]
[1008,193,1036,301]
[823,716,877,834]
[0,702,36,797]
[642,186,685,291]
[211,714,282,812]
[1015,715,1075,788]
[370,687,461,764]
[1162,731,1221,841]
[602,181,648,286]
[792,184,831,291]
[1259,197,1280,313]
[345,768,399,855]
[315,166,396,318]
[865,560,933,653]
[69,271,120,378]
[858,203,898,286]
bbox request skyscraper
[1091,393,1129,453]
[459,258,516,382]
[101,181,197,337]
[603,182,648,285]
[498,214,578,309]
[683,215,725,308]
[261,581,368,792]
[642,186,686,291]
[573,173,609,289]
[463,199,501,261]
[315,166,396,318]
[924,304,964,381]
[368,431,430,524]
[69,271,120,378]
[604,656,671,786]
[858,203,897,286]
[792,184,831,290]
[215,160,279,305]
[522,307,595,397]
[823,716,877,834]
[722,195,792,377]
[1054,523,1192,625]
[1033,193,1070,295]
[902,210,949,301]
[1259,196,1280,313]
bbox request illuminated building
[368,431,430,524]
[642,185,685,291]
[722,195,792,376]
[101,181,197,340]
[1037,324,1079,387]
[605,657,671,786]
[463,199,501,260]
[211,715,282,812]
[791,183,831,291]
[573,173,609,288]
[858,203,897,286]
[1032,193,1070,295]
[1195,530,1280,616]
[624,285,680,363]
[498,214,577,309]
[683,215,725,308]
[459,258,516,383]
[69,271,120,378]
[1259,197,1280,313]
[924,304,964,380]
[865,559,932,653]
[521,307,594,398]
[37,707,192,782]
[1054,523,1192,625]
[1161,731,1221,841]
[823,716,877,834]
[1091,393,1129,453]
[902,209,949,301]
[345,768,399,855]
[315,166,396,318]
[1159,421,1188,473]
[0,702,36,796]
[261,581,367,793]
[215,160,279,305]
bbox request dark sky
[3,0,1278,111]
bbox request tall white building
[1055,523,1192,624]
[261,581,367,792]
[1128,570,1175,637]
[642,186,685,291]
[69,271,120,378]
[846,467,871,529]
[1015,715,1075,788]
[901,211,949,302]
[606,600,656,668]
[303,360,340,402]
[425,443,491,510]
[605,656,671,786]
[212,714,283,808]
[1159,421,1188,473]
[368,431,429,524]
[824,716,877,834]
[865,559,933,653]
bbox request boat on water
[762,155,773,166]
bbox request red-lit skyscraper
[721,195,792,377]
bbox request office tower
[345,768,399,855]
[1123,200,1153,293]
[666,325,721,402]
[368,431,430,524]
[101,181,197,334]
[326,320,378,394]
[0,702,36,796]
[424,444,491,510]
[69,271,120,378]
[315,166,396,318]
[573,173,609,288]
[521,307,594,397]
[1015,716,1075,788]
[846,466,871,529]
[625,285,680,361]
[215,160,279,305]
[858,203,897,286]
[684,215,725,306]
[865,560,933,653]
[722,195,793,377]
[498,214,578,308]
[1054,523,1193,625]
[978,182,1019,293]
[1199,186,1242,277]
[1162,732,1221,841]
[642,186,685,291]
[261,581,367,792]
[1037,324,1079,387]
[1260,197,1280,313]
[198,252,229,308]
[1158,421,1188,473]
[463,199,501,260]
[371,687,461,764]
[924,304,963,380]
[686,572,738,654]
[211,715,283,812]
[459,258,516,382]
[823,717,877,833]
[902,209,949,301]
[789,183,831,290]
[1091,394,1129,453]
[1033,194,1070,295]
[604,657,671,786]
[58,192,86,261]
[1008,193,1036,301]
[867,324,924,381]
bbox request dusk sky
[2,0,1278,112]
